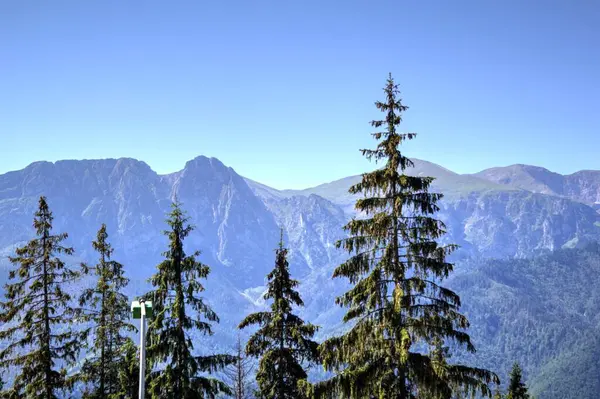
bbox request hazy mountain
[475,164,600,209]
[272,159,511,214]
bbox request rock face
[439,190,600,257]
[248,183,348,276]
[169,156,281,288]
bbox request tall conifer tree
[78,224,136,398]
[313,75,498,398]
[506,363,529,399]
[145,200,234,398]
[0,196,83,399]
[239,230,319,399]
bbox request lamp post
[131,299,153,399]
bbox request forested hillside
[448,244,600,398]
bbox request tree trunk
[42,232,53,399]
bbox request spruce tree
[145,200,234,398]
[506,363,529,399]
[313,74,498,398]
[0,196,83,399]
[78,224,137,398]
[114,339,140,399]
[239,230,319,399]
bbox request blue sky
[1,1,598,189]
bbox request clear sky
[1,1,598,189]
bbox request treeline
[0,75,533,398]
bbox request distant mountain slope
[275,158,512,213]
[530,329,600,399]
[475,164,600,207]
[447,244,600,399]
[248,158,600,258]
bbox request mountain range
[2,156,600,398]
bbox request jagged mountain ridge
[2,155,600,284]
[0,156,282,289]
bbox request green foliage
[506,363,529,399]
[446,244,600,399]
[0,196,83,399]
[313,74,498,398]
[78,224,137,398]
[113,338,140,399]
[528,328,600,399]
[239,231,320,399]
[145,200,234,398]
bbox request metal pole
[139,300,146,399]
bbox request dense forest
[445,243,600,399]
[0,75,539,398]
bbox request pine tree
[239,230,319,399]
[312,74,499,398]
[493,386,504,399]
[0,196,83,399]
[79,224,137,398]
[506,363,529,399]
[145,200,234,398]
[113,339,140,399]
[223,334,254,399]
